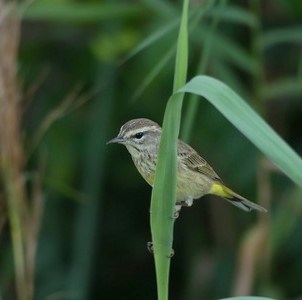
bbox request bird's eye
[135,132,144,139]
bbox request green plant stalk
[4,167,27,300]
[172,1,189,94]
[151,94,183,300]
[150,0,189,299]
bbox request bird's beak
[106,136,126,145]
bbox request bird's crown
[118,118,161,139]
[107,118,161,147]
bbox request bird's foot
[168,248,175,258]
[147,241,154,253]
[179,198,193,207]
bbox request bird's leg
[179,198,193,207]
[172,199,193,219]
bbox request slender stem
[151,0,189,299]
[5,167,27,300]
[0,4,29,299]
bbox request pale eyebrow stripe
[123,125,161,138]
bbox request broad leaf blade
[179,75,302,189]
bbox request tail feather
[225,195,267,212]
[210,183,267,213]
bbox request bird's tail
[210,182,267,212]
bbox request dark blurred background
[1,0,302,299]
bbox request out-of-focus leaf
[181,0,226,141]
[131,47,174,102]
[212,59,248,98]
[261,27,302,49]
[91,30,139,63]
[192,27,259,74]
[208,4,258,27]
[69,65,115,299]
[261,77,302,100]
[211,33,259,74]
[272,187,302,250]
[142,0,178,19]
[122,21,177,65]
[220,297,275,300]
[22,2,143,23]
[277,0,302,19]
[122,3,212,64]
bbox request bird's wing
[178,140,222,181]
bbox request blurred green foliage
[0,0,302,299]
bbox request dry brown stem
[0,2,41,300]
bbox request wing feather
[178,140,221,181]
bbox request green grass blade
[130,4,214,101]
[122,21,177,64]
[208,4,258,27]
[211,59,248,98]
[172,1,189,93]
[191,27,258,74]
[127,5,212,101]
[179,75,302,189]
[150,0,189,299]
[261,77,302,100]
[131,47,175,102]
[210,32,259,74]
[69,65,115,299]
[122,4,210,64]
[23,2,142,23]
[142,0,178,19]
[261,27,302,49]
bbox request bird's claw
[168,248,175,258]
[179,198,193,207]
[147,241,154,253]
[171,211,180,219]
[171,205,181,219]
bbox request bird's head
[107,118,162,156]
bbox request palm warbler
[107,118,266,215]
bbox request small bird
[107,118,266,216]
